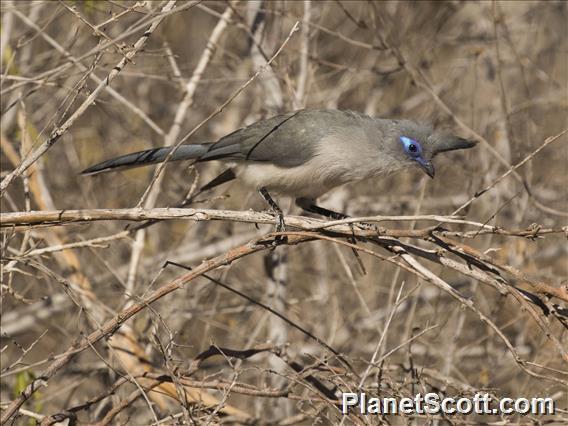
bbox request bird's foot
[352,221,380,233]
[259,187,288,245]
[272,210,288,245]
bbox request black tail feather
[81,144,209,175]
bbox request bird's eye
[400,136,422,157]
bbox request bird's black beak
[417,159,435,178]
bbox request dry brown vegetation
[1,1,567,424]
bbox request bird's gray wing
[199,109,361,168]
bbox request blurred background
[1,1,567,423]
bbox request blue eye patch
[400,136,422,157]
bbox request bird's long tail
[81,144,210,175]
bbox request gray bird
[82,109,476,224]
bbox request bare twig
[0,1,177,197]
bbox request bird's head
[386,121,477,178]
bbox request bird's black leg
[259,188,286,243]
[296,200,349,220]
[296,198,377,231]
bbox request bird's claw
[354,222,380,233]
